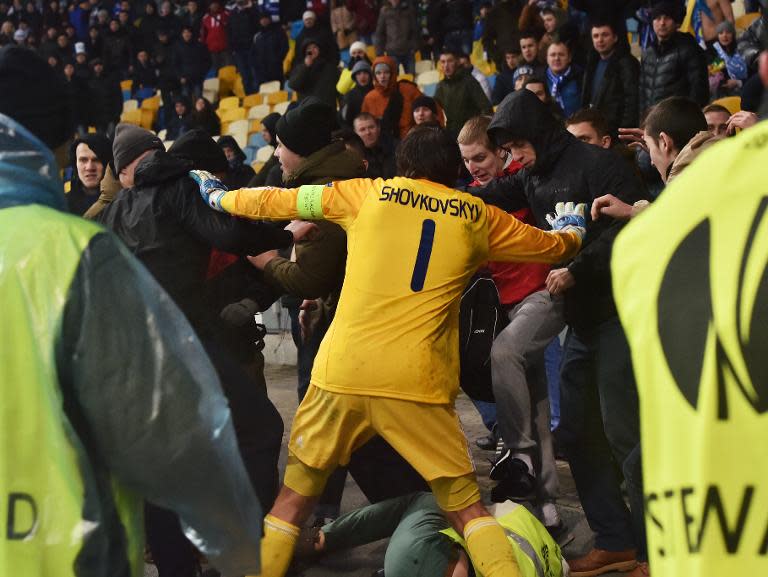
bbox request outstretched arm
[190,170,371,229]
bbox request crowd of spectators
[1,0,767,576]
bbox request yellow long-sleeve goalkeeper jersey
[221,177,580,404]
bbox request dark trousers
[557,318,644,555]
[232,48,255,94]
[146,338,284,576]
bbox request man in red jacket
[459,115,566,539]
[201,0,230,70]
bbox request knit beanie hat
[716,20,736,36]
[112,123,164,173]
[168,128,228,173]
[352,60,372,77]
[349,40,366,54]
[651,2,682,22]
[0,46,72,151]
[412,95,438,115]
[275,97,334,158]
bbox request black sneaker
[490,477,537,502]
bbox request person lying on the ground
[189,125,586,577]
[298,491,569,577]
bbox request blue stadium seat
[423,83,437,97]
[487,74,497,91]
[249,132,267,148]
[244,146,257,165]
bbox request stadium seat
[226,119,249,149]
[120,108,142,125]
[398,73,414,82]
[163,140,174,149]
[120,79,133,92]
[255,145,275,162]
[243,93,263,108]
[251,160,265,173]
[712,96,741,115]
[366,45,376,62]
[141,94,161,111]
[271,101,290,115]
[416,69,440,88]
[220,107,247,123]
[266,90,289,105]
[140,108,155,130]
[422,83,437,97]
[203,77,220,103]
[219,96,240,110]
[259,80,281,94]
[248,131,267,148]
[248,104,271,120]
[157,128,167,140]
[415,60,435,75]
[244,145,256,164]
[122,99,139,113]
[736,12,760,32]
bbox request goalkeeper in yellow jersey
[190,125,586,577]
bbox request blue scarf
[714,41,747,81]
[546,66,572,111]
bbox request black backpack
[458,273,509,402]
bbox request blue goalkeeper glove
[545,201,587,240]
[189,169,228,211]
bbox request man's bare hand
[247,250,278,270]
[546,268,575,296]
[285,220,318,242]
[618,127,647,151]
[299,298,319,342]
[726,111,759,135]
[591,194,633,221]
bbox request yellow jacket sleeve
[219,179,372,229]
[486,204,581,263]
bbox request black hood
[134,149,194,187]
[488,89,572,175]
[217,135,246,164]
[168,128,228,173]
[260,112,280,144]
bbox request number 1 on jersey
[410,219,436,292]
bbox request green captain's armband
[297,185,325,219]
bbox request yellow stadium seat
[218,65,237,81]
[255,145,275,162]
[87,126,97,133]
[251,160,265,172]
[366,45,376,62]
[248,104,271,120]
[220,107,247,123]
[141,94,161,111]
[233,75,246,98]
[120,79,133,92]
[736,12,760,32]
[398,73,414,82]
[140,108,155,129]
[243,93,263,108]
[219,96,240,110]
[712,96,741,115]
[120,109,142,125]
[259,80,281,94]
[122,99,139,112]
[266,90,289,105]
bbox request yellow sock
[256,514,300,577]
[464,516,522,577]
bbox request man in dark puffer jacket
[638,2,708,116]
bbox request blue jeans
[472,399,497,432]
[557,318,643,554]
[388,52,415,75]
[545,337,562,430]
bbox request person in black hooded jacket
[99,125,314,577]
[479,89,649,575]
[248,111,282,186]
[218,134,256,188]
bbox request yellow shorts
[289,385,476,483]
